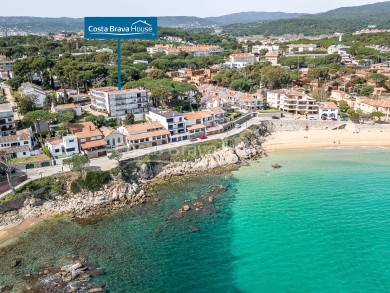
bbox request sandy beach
[263,129,390,152]
[0,217,48,245]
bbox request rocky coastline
[0,126,266,239]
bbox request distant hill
[221,1,390,36]
[204,11,305,25]
[0,17,83,34]
[156,16,219,28]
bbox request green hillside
[221,1,390,36]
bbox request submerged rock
[272,163,282,169]
[189,225,200,232]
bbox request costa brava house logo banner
[84,17,158,39]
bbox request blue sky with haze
[2,0,382,17]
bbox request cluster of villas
[146,45,224,57]
[42,106,230,161]
[19,82,89,108]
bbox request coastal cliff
[0,125,266,232]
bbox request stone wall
[261,120,347,131]
[14,159,52,170]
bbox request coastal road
[1,117,261,197]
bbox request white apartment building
[223,62,248,69]
[133,60,149,64]
[90,87,149,120]
[267,89,319,115]
[146,110,188,142]
[287,44,317,53]
[0,103,16,136]
[96,48,114,53]
[327,45,351,55]
[237,95,264,110]
[229,53,256,64]
[252,44,279,54]
[165,46,224,57]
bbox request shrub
[70,180,82,194]
[43,146,52,158]
[83,171,111,192]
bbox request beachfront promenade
[1,116,262,197]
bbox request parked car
[190,137,197,142]
[235,124,241,128]
[322,117,327,120]
[309,117,317,120]
[199,136,207,140]
[271,116,280,119]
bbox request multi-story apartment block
[0,103,16,136]
[252,44,280,54]
[0,55,15,72]
[287,44,317,53]
[237,95,264,110]
[229,53,256,64]
[267,90,318,115]
[165,45,224,57]
[90,87,149,120]
[265,52,279,66]
[354,98,390,122]
[146,110,188,142]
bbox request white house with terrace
[146,110,188,142]
[46,134,79,160]
[318,102,339,120]
[118,121,170,150]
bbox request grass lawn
[258,109,281,113]
[10,154,50,164]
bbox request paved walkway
[0,117,261,197]
[3,87,23,121]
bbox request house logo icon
[131,20,152,26]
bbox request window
[23,152,26,155]
[117,137,120,143]
[24,141,28,144]
[66,148,75,152]
[81,138,86,142]
[167,118,173,123]
[55,149,60,153]
[69,139,74,143]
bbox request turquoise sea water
[1,149,390,292]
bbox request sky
[1,0,384,18]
